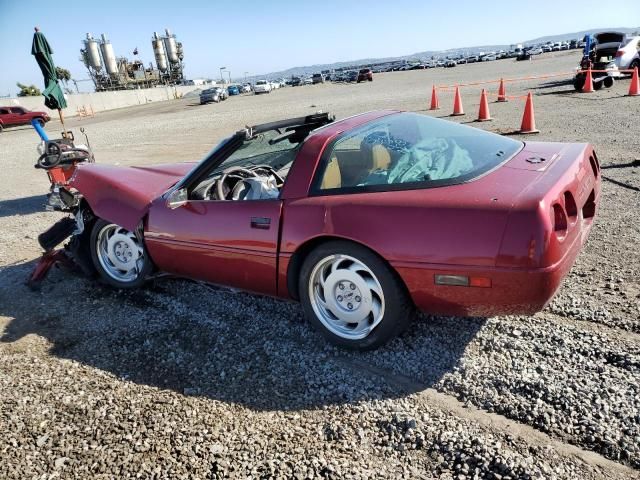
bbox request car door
[145,198,282,296]
[9,107,26,126]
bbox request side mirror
[167,188,188,209]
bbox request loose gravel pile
[1,51,639,478]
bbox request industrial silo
[163,28,179,64]
[152,32,168,72]
[83,33,102,70]
[100,34,118,76]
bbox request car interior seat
[320,156,341,189]
[361,134,392,173]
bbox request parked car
[240,84,252,93]
[216,87,228,101]
[199,88,222,104]
[574,32,624,90]
[344,71,358,82]
[357,68,373,82]
[0,105,50,132]
[444,60,457,68]
[302,76,313,85]
[552,42,562,51]
[529,47,543,56]
[614,36,640,71]
[254,80,272,94]
[289,76,302,86]
[481,54,497,61]
[312,73,325,84]
[542,44,552,53]
[227,85,240,96]
[46,110,600,350]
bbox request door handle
[250,217,271,229]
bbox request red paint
[69,111,600,317]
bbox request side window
[0,109,9,115]
[10,107,24,114]
[314,113,522,194]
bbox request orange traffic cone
[582,68,594,93]
[430,85,440,110]
[497,78,507,102]
[451,86,464,116]
[519,92,539,134]
[476,89,492,121]
[628,66,639,96]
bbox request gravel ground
[1,51,639,479]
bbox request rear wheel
[89,219,152,288]
[299,241,414,350]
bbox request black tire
[89,219,153,289]
[573,76,585,91]
[593,80,603,91]
[630,60,639,72]
[0,123,3,133]
[299,240,414,350]
[35,118,45,127]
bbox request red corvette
[44,111,600,349]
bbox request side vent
[589,155,598,178]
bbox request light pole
[219,66,226,83]
[227,71,231,84]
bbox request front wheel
[89,219,153,288]
[299,241,414,350]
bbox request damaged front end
[28,191,95,289]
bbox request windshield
[209,130,302,178]
[257,80,267,85]
[315,112,522,192]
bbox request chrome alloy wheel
[96,224,146,283]
[308,254,385,340]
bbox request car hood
[70,162,195,231]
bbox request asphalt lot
[1,50,639,479]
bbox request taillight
[552,203,567,236]
[563,191,578,219]
[615,50,624,57]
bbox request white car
[254,80,272,94]
[529,47,543,55]
[270,81,280,90]
[614,36,640,71]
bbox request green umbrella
[31,27,68,134]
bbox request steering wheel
[211,166,259,200]
[36,142,62,169]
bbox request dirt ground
[1,51,639,479]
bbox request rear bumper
[394,217,593,317]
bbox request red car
[0,105,50,133]
[357,68,373,82]
[45,111,600,349]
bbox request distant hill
[525,27,639,45]
[251,26,639,81]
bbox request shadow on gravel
[0,262,485,411]
[602,175,640,192]
[0,194,47,218]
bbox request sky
[0,0,637,96]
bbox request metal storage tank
[152,32,168,72]
[84,33,102,70]
[100,34,118,75]
[163,28,179,64]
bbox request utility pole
[219,66,226,83]
[227,71,231,83]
